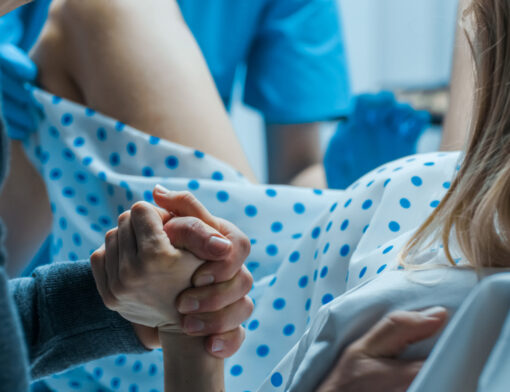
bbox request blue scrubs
[178,0,351,123]
[7,0,351,123]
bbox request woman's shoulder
[341,151,462,281]
[339,151,462,227]
[346,151,462,193]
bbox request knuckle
[182,217,205,239]
[158,247,179,262]
[138,241,159,259]
[239,267,254,293]
[385,311,411,328]
[105,229,117,242]
[175,191,197,206]
[118,211,131,224]
[189,217,205,233]
[237,235,251,259]
[140,243,177,263]
[239,327,246,345]
[242,297,255,319]
[131,201,150,216]
[90,249,103,265]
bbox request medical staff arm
[244,0,349,184]
[266,122,322,185]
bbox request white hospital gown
[26,89,466,392]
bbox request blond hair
[401,0,510,268]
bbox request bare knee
[47,0,120,32]
[29,18,79,102]
[49,0,177,29]
[30,0,140,102]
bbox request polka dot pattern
[27,90,461,392]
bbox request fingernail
[184,317,205,333]
[195,274,215,287]
[154,184,171,196]
[420,306,447,319]
[211,339,225,353]
[208,236,231,256]
[179,296,199,313]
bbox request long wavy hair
[401,0,510,268]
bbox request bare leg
[31,0,255,180]
[1,0,257,275]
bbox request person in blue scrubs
[0,0,352,279]
[177,0,351,183]
[1,0,351,185]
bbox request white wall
[340,0,458,92]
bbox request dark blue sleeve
[9,260,148,380]
[0,267,30,392]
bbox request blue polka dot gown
[25,90,461,391]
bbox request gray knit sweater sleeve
[0,59,146,391]
[0,267,30,392]
[8,260,148,380]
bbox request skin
[98,187,255,358]
[0,0,455,388]
[317,307,448,392]
[91,195,253,391]
[291,163,327,188]
[266,123,322,185]
[440,0,474,151]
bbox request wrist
[160,331,224,392]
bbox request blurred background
[232,0,459,183]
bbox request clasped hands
[91,184,254,358]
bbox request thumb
[359,307,448,358]
[153,185,217,227]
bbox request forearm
[291,163,327,188]
[0,141,52,277]
[266,123,321,184]
[161,332,225,392]
[9,261,146,378]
